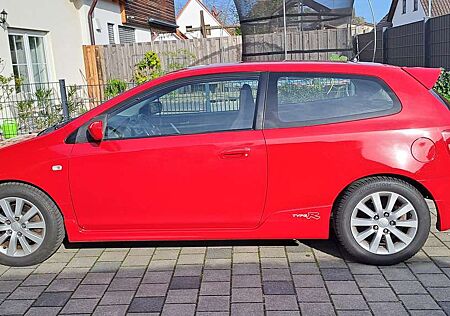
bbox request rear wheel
[334,177,430,265]
[0,183,64,266]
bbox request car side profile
[0,62,449,266]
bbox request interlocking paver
[1,209,450,315]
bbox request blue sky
[175,0,393,23]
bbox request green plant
[163,49,196,73]
[435,70,450,102]
[105,79,128,98]
[35,88,62,129]
[329,54,348,62]
[66,85,87,117]
[134,51,162,85]
[17,99,34,130]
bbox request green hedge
[435,70,450,101]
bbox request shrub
[134,51,162,85]
[105,79,128,98]
[435,70,450,102]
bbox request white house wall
[177,0,230,38]
[0,0,85,84]
[392,0,426,27]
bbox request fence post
[423,18,431,67]
[382,28,389,64]
[59,79,70,120]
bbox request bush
[105,79,128,98]
[435,70,450,101]
[134,51,162,85]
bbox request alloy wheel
[0,197,46,257]
[350,191,418,255]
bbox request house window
[118,26,135,44]
[414,0,419,11]
[8,31,49,85]
[402,0,407,14]
[107,23,115,44]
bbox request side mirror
[87,120,104,142]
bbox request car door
[68,73,268,231]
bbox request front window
[105,75,260,140]
[8,31,49,85]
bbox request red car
[1,62,449,266]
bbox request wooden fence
[83,29,353,84]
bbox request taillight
[443,130,450,153]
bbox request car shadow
[63,235,345,260]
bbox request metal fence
[355,14,450,69]
[0,80,134,139]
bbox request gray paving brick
[232,274,261,288]
[46,278,82,292]
[231,303,264,315]
[265,294,299,310]
[33,292,72,307]
[60,298,100,314]
[122,255,151,267]
[416,273,450,287]
[204,258,232,269]
[361,287,398,302]
[90,261,121,273]
[161,303,196,316]
[206,248,232,259]
[429,287,450,301]
[331,294,369,310]
[354,274,389,288]
[293,274,325,288]
[23,273,56,286]
[347,263,380,275]
[322,269,354,281]
[200,281,230,295]
[381,268,416,281]
[142,271,173,283]
[165,289,198,304]
[263,281,296,294]
[296,287,330,302]
[300,303,336,316]
[407,261,441,274]
[0,280,21,292]
[116,267,146,278]
[82,272,115,284]
[72,284,108,298]
[0,299,34,315]
[9,285,45,299]
[409,311,447,316]
[232,263,260,275]
[136,283,169,297]
[100,290,135,305]
[232,287,263,302]
[399,294,441,310]
[93,305,128,316]
[108,277,140,291]
[58,267,90,278]
[173,265,202,276]
[197,295,230,312]
[169,276,201,289]
[148,259,176,271]
[266,312,301,316]
[261,257,289,269]
[203,269,231,282]
[260,247,286,258]
[389,280,428,294]
[290,263,320,275]
[25,307,61,316]
[1,268,34,280]
[325,281,360,295]
[337,311,372,316]
[128,297,165,313]
[262,268,292,281]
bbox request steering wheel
[128,114,162,137]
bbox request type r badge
[292,212,320,220]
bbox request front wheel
[0,183,65,267]
[334,177,430,265]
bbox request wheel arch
[331,173,437,226]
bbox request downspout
[88,0,99,45]
[428,0,432,17]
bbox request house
[386,0,450,27]
[0,0,176,85]
[176,0,231,39]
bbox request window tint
[105,77,259,140]
[265,74,400,128]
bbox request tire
[334,177,430,265]
[0,182,65,267]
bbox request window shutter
[118,26,135,44]
[108,24,115,44]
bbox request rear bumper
[420,177,450,231]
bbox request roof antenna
[367,0,377,62]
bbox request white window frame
[8,29,52,85]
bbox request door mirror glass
[87,120,104,141]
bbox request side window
[265,74,400,128]
[105,76,259,140]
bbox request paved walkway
[1,204,450,315]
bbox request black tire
[334,176,430,265]
[0,182,65,267]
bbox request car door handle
[220,147,251,159]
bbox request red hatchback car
[1,62,449,266]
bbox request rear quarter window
[264,73,401,128]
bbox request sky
[174,0,393,23]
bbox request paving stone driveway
[1,204,450,316]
